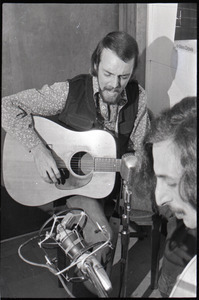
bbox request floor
[0,218,166,298]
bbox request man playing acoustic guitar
[2,31,150,294]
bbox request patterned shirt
[2,76,150,152]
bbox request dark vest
[51,74,139,157]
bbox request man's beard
[99,87,122,104]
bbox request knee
[66,195,95,206]
[66,196,113,238]
[66,196,103,214]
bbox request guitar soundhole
[70,152,94,176]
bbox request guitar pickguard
[55,171,92,190]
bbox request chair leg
[150,214,162,290]
[129,228,147,240]
[106,214,120,277]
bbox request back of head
[134,97,196,212]
[91,31,139,77]
[148,97,196,145]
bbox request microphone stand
[119,179,132,298]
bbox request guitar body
[3,116,117,206]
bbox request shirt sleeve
[128,84,150,152]
[2,82,69,150]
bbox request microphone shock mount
[18,208,113,298]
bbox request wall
[2,3,147,95]
[145,3,197,115]
[119,3,147,88]
[2,3,119,96]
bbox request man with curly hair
[135,97,197,297]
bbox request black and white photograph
[1,2,197,298]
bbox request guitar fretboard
[94,158,121,172]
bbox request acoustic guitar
[3,116,121,206]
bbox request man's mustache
[103,87,121,93]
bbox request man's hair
[135,97,197,210]
[90,31,139,78]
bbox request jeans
[65,195,114,296]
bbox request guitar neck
[94,158,121,173]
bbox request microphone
[120,153,137,184]
[56,212,112,295]
[18,209,112,298]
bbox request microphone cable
[18,234,75,298]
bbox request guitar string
[54,157,120,172]
[55,159,119,166]
[56,164,120,172]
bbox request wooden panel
[119,3,147,88]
